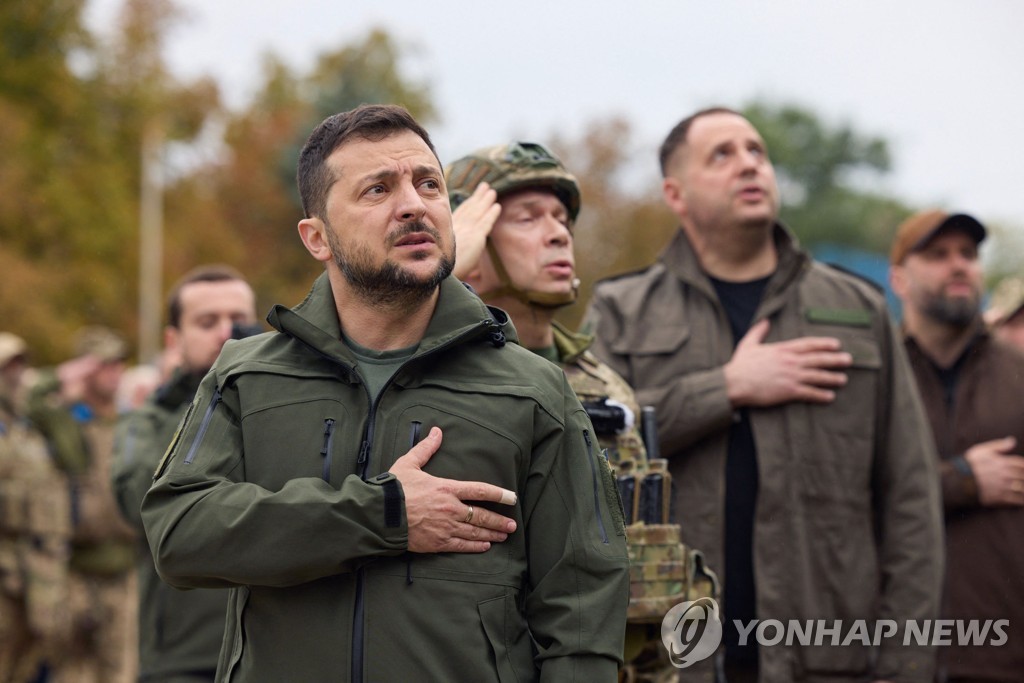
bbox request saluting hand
[451,182,501,281]
[390,426,518,553]
[724,319,853,408]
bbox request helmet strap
[482,239,578,309]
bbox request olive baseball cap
[890,210,987,265]
[73,325,128,362]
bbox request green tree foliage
[741,101,914,253]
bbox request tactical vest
[0,405,72,641]
[553,323,719,623]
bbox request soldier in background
[446,142,712,682]
[113,264,257,683]
[28,326,137,683]
[983,275,1024,352]
[0,332,71,683]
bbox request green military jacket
[112,369,224,681]
[27,373,135,576]
[585,226,944,683]
[142,273,629,683]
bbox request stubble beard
[327,220,455,309]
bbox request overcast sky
[86,0,1024,236]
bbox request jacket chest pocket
[376,402,528,579]
[611,324,699,386]
[797,328,882,503]
[239,397,357,491]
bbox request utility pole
[138,122,164,364]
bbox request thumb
[995,435,1017,452]
[738,318,770,348]
[394,426,443,470]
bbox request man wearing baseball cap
[890,209,1024,683]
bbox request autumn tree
[0,0,219,363]
[548,117,671,330]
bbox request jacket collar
[266,272,518,363]
[903,318,990,371]
[660,223,810,313]
[154,368,205,409]
[552,320,593,364]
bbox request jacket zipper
[584,429,610,544]
[320,418,336,482]
[351,319,495,683]
[184,388,223,465]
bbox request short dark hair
[166,264,248,329]
[296,104,439,220]
[658,106,740,177]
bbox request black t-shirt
[709,274,770,667]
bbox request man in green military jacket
[113,264,257,683]
[141,104,629,683]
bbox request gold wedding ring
[464,505,475,524]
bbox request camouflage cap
[73,325,128,362]
[445,142,581,222]
[0,331,28,367]
[985,276,1024,327]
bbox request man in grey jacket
[585,107,943,683]
[142,104,628,683]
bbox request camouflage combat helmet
[985,276,1024,327]
[446,142,582,308]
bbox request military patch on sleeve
[805,308,872,327]
[153,402,194,479]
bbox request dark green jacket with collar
[142,273,629,683]
[113,369,223,682]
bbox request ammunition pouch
[625,523,719,623]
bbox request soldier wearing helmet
[447,142,638,463]
[447,143,714,682]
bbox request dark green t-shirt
[342,333,417,401]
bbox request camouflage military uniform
[1,337,72,683]
[446,141,719,683]
[28,373,138,683]
[553,322,717,683]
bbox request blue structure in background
[811,243,903,322]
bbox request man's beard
[327,220,455,309]
[922,289,980,328]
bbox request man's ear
[662,176,687,219]
[298,218,332,263]
[163,325,179,353]
[889,264,907,299]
